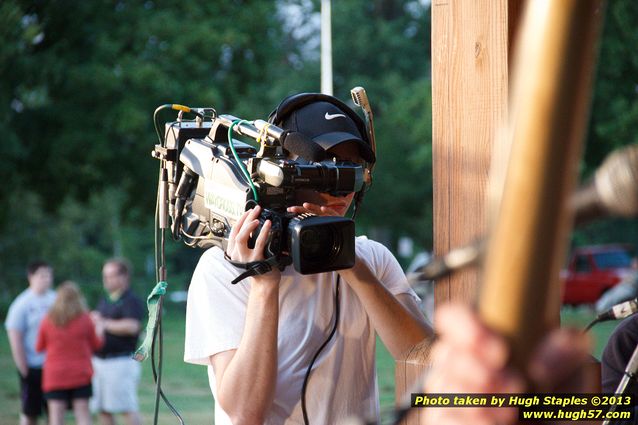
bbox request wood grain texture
[394,337,435,425]
[395,1,511,424]
[432,0,509,307]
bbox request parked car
[560,244,635,306]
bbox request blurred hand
[90,311,103,324]
[94,319,106,336]
[423,304,523,425]
[527,327,593,394]
[90,311,107,337]
[422,304,592,425]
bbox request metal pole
[321,0,333,95]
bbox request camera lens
[289,215,355,274]
[299,226,338,262]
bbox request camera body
[154,114,362,275]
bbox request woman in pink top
[36,281,104,425]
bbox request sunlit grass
[0,303,619,424]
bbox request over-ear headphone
[268,92,376,215]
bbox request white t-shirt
[184,236,418,425]
[4,288,56,367]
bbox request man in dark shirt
[90,258,144,425]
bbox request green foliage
[326,0,433,254]
[0,0,434,307]
[1,0,297,217]
[584,0,638,175]
[572,0,638,247]
[0,0,306,309]
[358,77,433,260]
[0,0,635,310]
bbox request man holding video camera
[184,93,433,424]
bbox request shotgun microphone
[584,298,638,332]
[408,240,484,282]
[595,298,638,323]
[571,144,638,225]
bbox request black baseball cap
[279,101,376,163]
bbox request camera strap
[224,252,281,284]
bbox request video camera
[152,92,376,278]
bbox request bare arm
[7,329,28,377]
[209,206,281,424]
[91,310,140,337]
[210,276,279,425]
[288,201,433,359]
[103,318,140,336]
[338,257,433,359]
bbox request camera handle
[172,167,198,240]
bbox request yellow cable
[170,104,191,113]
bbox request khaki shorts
[90,356,141,414]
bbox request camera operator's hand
[287,202,343,217]
[288,185,356,217]
[226,205,280,284]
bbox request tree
[574,0,638,248]
[1,0,634,311]
[0,0,320,306]
[585,0,638,174]
[282,0,434,254]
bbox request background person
[184,94,433,424]
[4,260,56,425]
[601,313,638,425]
[36,281,104,425]
[90,258,144,425]
[602,313,638,394]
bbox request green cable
[228,120,259,202]
[153,104,172,146]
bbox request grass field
[1,303,214,425]
[0,304,620,424]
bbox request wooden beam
[432,0,510,307]
[395,2,513,423]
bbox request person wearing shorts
[90,258,144,425]
[36,282,104,425]
[5,261,56,425]
[92,356,141,415]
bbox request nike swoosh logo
[325,112,347,120]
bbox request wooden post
[396,0,604,423]
[431,0,512,308]
[395,2,514,423]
